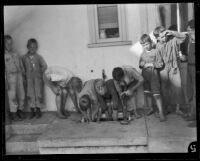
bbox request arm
[39,55,48,73]
[166,30,186,44]
[19,55,25,76]
[127,68,144,94]
[153,50,164,68]
[139,55,145,69]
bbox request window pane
[97,5,119,39]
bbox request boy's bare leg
[128,95,141,119]
[56,93,67,119]
[145,92,154,116]
[153,94,166,122]
[61,89,70,117]
[112,110,118,121]
[175,104,185,116]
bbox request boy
[44,66,82,119]
[139,34,165,121]
[156,26,187,115]
[4,35,25,121]
[78,79,108,122]
[112,66,143,121]
[184,19,196,127]
[22,39,47,119]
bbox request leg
[61,89,70,117]
[169,68,184,115]
[159,68,170,114]
[153,94,166,121]
[55,89,67,119]
[7,74,22,121]
[68,89,80,113]
[127,94,141,119]
[16,73,26,119]
[145,92,154,116]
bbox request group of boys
[5,19,195,127]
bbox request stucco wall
[4,4,193,111]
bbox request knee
[62,89,68,95]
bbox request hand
[144,63,154,68]
[179,55,187,61]
[172,68,177,74]
[120,90,132,97]
[165,30,174,36]
[52,86,61,95]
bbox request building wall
[5,4,191,111]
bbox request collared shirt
[5,50,24,74]
[139,49,163,69]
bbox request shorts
[142,67,160,95]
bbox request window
[87,4,132,48]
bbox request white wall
[4,4,161,111]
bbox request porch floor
[6,109,197,154]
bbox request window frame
[87,4,132,48]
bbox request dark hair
[4,35,12,41]
[27,38,38,48]
[140,34,152,44]
[168,25,177,31]
[112,67,124,81]
[187,19,194,29]
[79,95,91,111]
[70,77,82,91]
[153,26,166,38]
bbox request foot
[154,111,160,118]
[29,108,36,119]
[57,113,67,119]
[17,110,26,119]
[62,110,70,117]
[35,108,42,119]
[184,115,196,121]
[135,113,142,119]
[159,113,166,122]
[147,108,154,116]
[187,121,196,128]
[175,109,185,116]
[11,112,23,121]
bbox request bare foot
[175,110,185,116]
[147,108,154,116]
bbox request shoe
[17,109,26,119]
[147,108,154,116]
[159,113,166,122]
[57,112,68,119]
[29,108,36,119]
[187,121,196,128]
[184,116,196,121]
[62,110,70,117]
[10,112,22,121]
[35,108,42,119]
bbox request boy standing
[157,27,187,115]
[184,19,196,127]
[139,34,165,121]
[4,35,25,121]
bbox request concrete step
[6,134,40,154]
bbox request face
[159,30,167,43]
[187,26,195,42]
[28,42,38,54]
[141,42,152,51]
[5,39,13,52]
[95,80,107,96]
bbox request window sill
[88,41,132,48]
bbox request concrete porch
[5,109,197,154]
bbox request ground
[5,109,197,154]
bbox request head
[27,38,38,54]
[94,79,107,96]
[140,34,152,51]
[4,35,13,52]
[168,25,177,31]
[153,26,165,43]
[70,77,83,93]
[79,95,91,111]
[187,19,195,42]
[112,67,124,83]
